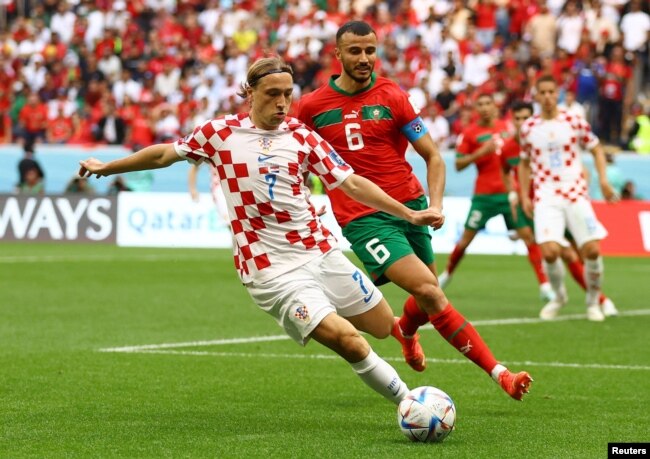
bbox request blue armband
[400,117,429,142]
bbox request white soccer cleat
[600,298,619,317]
[586,304,606,322]
[539,282,556,302]
[438,270,452,289]
[539,300,564,320]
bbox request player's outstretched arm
[79,144,182,179]
[338,174,443,228]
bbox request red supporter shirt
[456,119,510,195]
[19,104,48,133]
[296,74,426,227]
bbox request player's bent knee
[338,333,371,362]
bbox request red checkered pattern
[174,114,353,283]
[520,111,598,203]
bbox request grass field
[1,243,649,458]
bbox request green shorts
[465,193,529,231]
[342,196,434,286]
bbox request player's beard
[343,61,373,84]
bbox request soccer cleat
[438,270,452,289]
[498,370,533,401]
[539,282,556,302]
[539,300,564,320]
[391,318,426,372]
[600,298,619,317]
[586,304,605,322]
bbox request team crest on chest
[372,108,380,121]
[259,137,273,152]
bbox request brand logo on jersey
[328,151,346,167]
[344,110,359,120]
[259,137,273,152]
[258,154,277,162]
[294,305,310,322]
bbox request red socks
[446,245,465,275]
[526,243,548,284]
[398,295,429,336]
[429,304,498,375]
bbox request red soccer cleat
[391,317,426,372]
[498,370,533,401]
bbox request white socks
[350,350,409,404]
[545,259,566,299]
[490,363,507,382]
[584,257,604,306]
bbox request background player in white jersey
[77,57,443,406]
[518,75,619,322]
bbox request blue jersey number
[265,174,277,199]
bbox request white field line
[127,349,650,372]
[0,254,215,264]
[98,309,650,354]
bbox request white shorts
[246,249,383,346]
[534,196,608,248]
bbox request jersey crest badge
[372,108,381,122]
[259,137,273,153]
[294,305,310,322]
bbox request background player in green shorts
[297,21,532,400]
[438,93,554,303]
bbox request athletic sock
[429,304,498,375]
[584,257,604,306]
[446,245,465,275]
[526,243,549,284]
[545,259,566,296]
[398,295,429,337]
[350,350,409,404]
[567,259,587,290]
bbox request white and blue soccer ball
[397,386,456,443]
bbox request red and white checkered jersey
[519,111,599,203]
[174,113,354,284]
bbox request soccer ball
[397,386,456,443]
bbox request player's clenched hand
[408,208,445,229]
[78,158,107,178]
[600,182,620,203]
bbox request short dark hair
[511,100,533,114]
[535,74,557,88]
[336,21,376,44]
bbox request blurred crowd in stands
[1,0,649,157]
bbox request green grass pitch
[1,243,649,458]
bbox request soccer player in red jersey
[437,93,552,303]
[296,21,532,401]
[502,100,618,318]
[77,56,446,406]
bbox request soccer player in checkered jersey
[518,75,620,322]
[436,93,554,303]
[78,56,446,406]
[503,100,618,319]
[296,21,532,401]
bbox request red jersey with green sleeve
[296,74,428,227]
[456,120,510,195]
